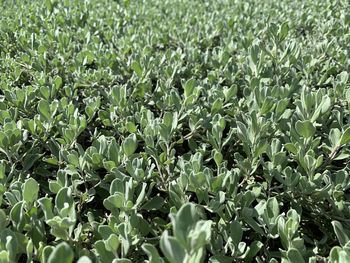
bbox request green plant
[0,0,349,262]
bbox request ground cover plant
[0,0,350,262]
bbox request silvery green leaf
[23,178,39,203]
[332,221,350,247]
[172,203,198,248]
[77,256,92,263]
[295,120,315,139]
[47,242,74,263]
[142,243,165,263]
[278,22,289,41]
[131,61,143,77]
[123,134,138,156]
[229,220,243,246]
[338,127,350,146]
[38,100,51,122]
[160,231,186,263]
[286,248,305,263]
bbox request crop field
[0,0,350,262]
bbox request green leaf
[311,96,331,122]
[131,61,143,77]
[142,243,164,263]
[183,79,196,99]
[213,150,223,167]
[103,193,125,210]
[229,220,243,246]
[339,71,349,84]
[0,210,7,231]
[338,127,350,146]
[264,197,280,225]
[45,0,53,12]
[67,153,79,167]
[38,100,51,121]
[250,44,260,65]
[243,240,263,259]
[22,153,42,172]
[295,120,315,139]
[142,196,165,210]
[242,208,265,236]
[0,251,9,263]
[47,242,74,263]
[95,240,115,263]
[77,256,92,263]
[54,76,63,90]
[190,220,212,250]
[284,143,298,155]
[339,250,350,263]
[55,187,75,219]
[172,203,198,247]
[40,86,50,100]
[38,197,54,220]
[0,162,5,180]
[211,99,223,114]
[105,234,120,252]
[332,221,349,247]
[278,22,289,41]
[23,178,39,203]
[329,246,342,263]
[41,245,54,263]
[123,134,138,156]
[286,248,305,263]
[163,112,173,129]
[329,128,342,147]
[126,122,137,133]
[160,231,186,263]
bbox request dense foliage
[0,0,350,262]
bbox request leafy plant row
[0,0,350,262]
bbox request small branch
[318,145,341,172]
[150,155,167,190]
